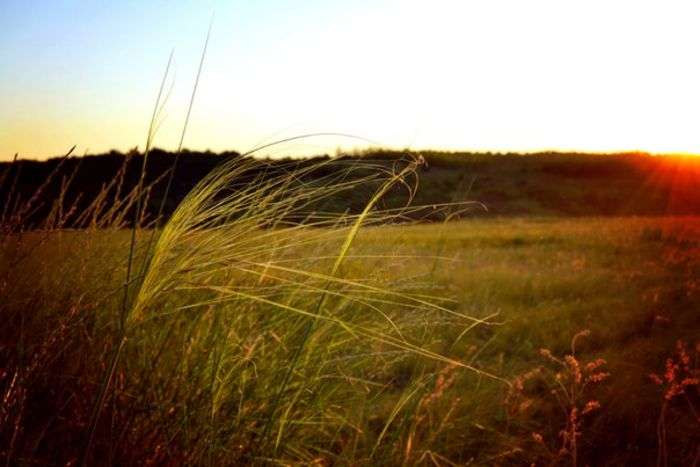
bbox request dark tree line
[1,148,699,229]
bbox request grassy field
[2,214,699,465]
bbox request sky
[2,0,700,160]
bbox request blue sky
[3,0,700,159]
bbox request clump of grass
[649,340,700,467]
[503,330,609,466]
[122,150,499,461]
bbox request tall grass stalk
[80,49,175,466]
[120,150,503,463]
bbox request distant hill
[2,148,699,228]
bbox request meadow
[5,3,700,465]
[2,158,699,467]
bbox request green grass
[2,215,699,465]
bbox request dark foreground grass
[2,217,699,465]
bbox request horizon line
[6,145,700,162]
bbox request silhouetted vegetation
[2,149,699,230]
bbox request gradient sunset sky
[2,0,700,160]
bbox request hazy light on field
[2,0,700,159]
